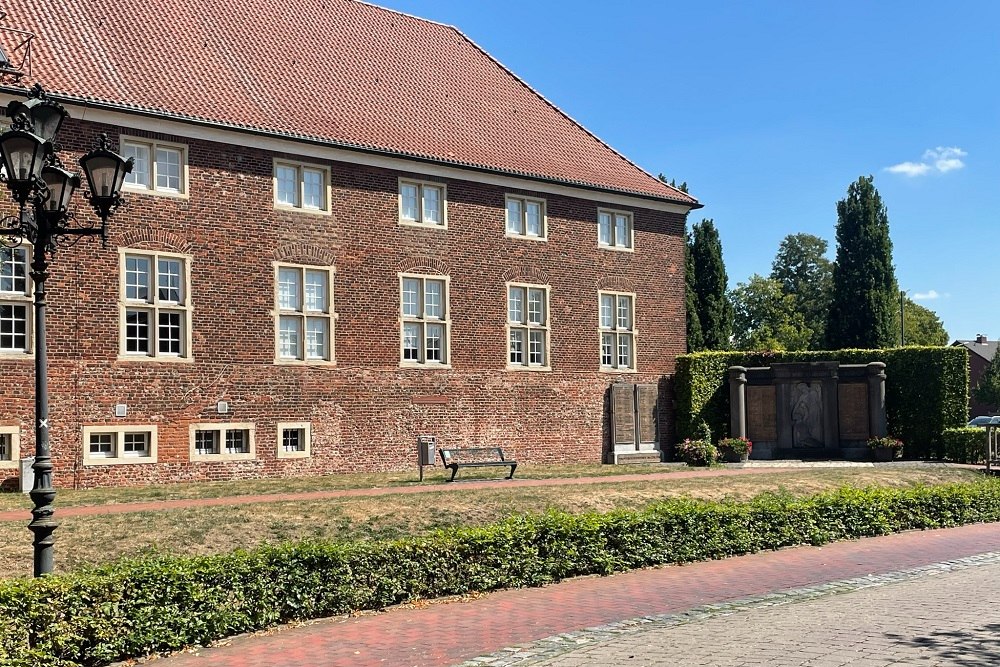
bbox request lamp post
[0,83,132,577]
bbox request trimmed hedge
[4,480,1000,666]
[942,427,987,464]
[674,347,969,459]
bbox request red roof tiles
[0,0,697,205]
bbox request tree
[689,219,732,350]
[770,233,832,349]
[657,173,688,193]
[975,356,1000,411]
[826,176,897,349]
[685,234,704,352]
[893,295,948,346]
[730,275,812,351]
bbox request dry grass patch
[0,466,981,579]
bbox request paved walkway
[141,520,1000,667]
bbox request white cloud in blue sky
[886,147,967,177]
[913,290,949,301]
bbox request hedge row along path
[139,520,1000,667]
[0,461,951,522]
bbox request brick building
[0,0,698,488]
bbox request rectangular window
[121,138,187,195]
[399,179,446,227]
[505,195,546,239]
[277,422,312,458]
[82,426,157,465]
[508,284,550,369]
[190,423,256,461]
[274,264,336,363]
[274,160,330,212]
[598,209,633,250]
[0,427,18,468]
[0,247,31,354]
[598,291,636,370]
[399,274,450,366]
[121,251,192,360]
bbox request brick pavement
[143,521,1000,667]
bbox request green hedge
[674,347,969,459]
[942,428,987,464]
[3,480,1000,666]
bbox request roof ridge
[445,24,697,206]
[350,0,457,31]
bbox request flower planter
[721,451,749,463]
[872,447,897,462]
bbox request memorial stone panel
[747,385,777,442]
[838,383,870,440]
[636,384,658,445]
[611,383,636,447]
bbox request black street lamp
[0,83,132,577]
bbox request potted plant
[717,436,753,463]
[676,438,718,467]
[868,436,903,462]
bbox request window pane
[89,433,114,457]
[598,212,612,245]
[278,268,301,311]
[278,316,301,359]
[426,323,444,362]
[529,330,545,365]
[158,312,182,354]
[599,294,614,328]
[125,256,150,301]
[0,248,27,294]
[615,214,630,247]
[195,430,218,455]
[282,428,303,452]
[506,199,522,234]
[528,289,544,325]
[424,280,442,319]
[422,186,442,224]
[400,183,419,220]
[276,165,298,206]
[123,143,150,188]
[125,309,150,353]
[123,432,149,457]
[304,270,327,312]
[305,318,328,360]
[601,332,615,366]
[402,279,420,317]
[225,429,249,454]
[0,433,9,461]
[157,258,182,303]
[508,286,524,324]
[302,168,323,209]
[526,202,542,236]
[617,296,632,330]
[0,304,27,351]
[155,147,181,191]
[402,322,420,361]
[618,334,633,369]
[509,329,524,364]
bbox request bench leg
[507,463,517,479]
[449,466,458,482]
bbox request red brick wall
[0,116,687,488]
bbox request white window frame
[598,290,638,372]
[399,273,451,368]
[0,425,20,469]
[273,263,337,364]
[118,249,194,362]
[398,178,447,228]
[506,282,551,370]
[189,423,257,462]
[0,245,33,357]
[597,208,635,251]
[272,158,331,214]
[120,136,189,197]
[276,421,311,459]
[81,425,158,466]
[505,195,547,240]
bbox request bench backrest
[440,447,505,464]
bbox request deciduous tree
[730,275,813,351]
[770,233,832,349]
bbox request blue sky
[378,0,999,342]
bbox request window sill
[117,354,195,364]
[600,366,638,374]
[122,186,190,201]
[505,232,548,242]
[506,365,552,372]
[191,453,257,462]
[0,460,18,470]
[276,450,311,459]
[273,204,332,216]
[399,362,452,370]
[398,219,447,230]
[598,244,635,253]
[0,351,33,360]
[82,455,157,467]
[274,358,336,367]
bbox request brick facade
[0,115,687,488]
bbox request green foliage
[674,347,968,458]
[675,438,718,466]
[974,354,1000,410]
[894,296,949,346]
[689,219,732,351]
[942,428,987,464]
[867,436,904,451]
[827,176,897,349]
[685,236,704,352]
[717,436,753,457]
[730,274,813,351]
[4,481,1000,666]
[770,233,833,349]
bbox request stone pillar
[867,362,888,438]
[729,366,747,439]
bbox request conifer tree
[689,219,732,350]
[685,232,704,352]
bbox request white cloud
[913,290,950,301]
[884,146,966,177]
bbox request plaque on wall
[636,384,658,445]
[611,383,636,447]
[747,385,777,441]
[838,383,869,440]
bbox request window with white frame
[399,179,445,226]
[82,426,157,465]
[0,247,31,354]
[400,275,449,365]
[273,160,330,212]
[121,138,187,195]
[275,264,335,362]
[599,291,636,370]
[507,284,549,368]
[190,423,256,461]
[505,196,546,239]
[121,251,192,359]
[277,422,311,458]
[598,209,633,250]
[0,426,19,467]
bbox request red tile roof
[0,0,697,205]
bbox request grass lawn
[0,465,982,579]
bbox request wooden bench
[439,447,517,482]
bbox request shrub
[867,436,903,452]
[717,436,752,457]
[675,438,717,466]
[942,427,987,464]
